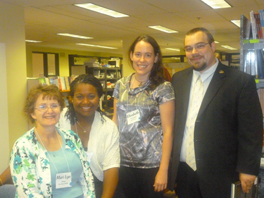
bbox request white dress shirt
[180,59,219,162]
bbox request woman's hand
[153,169,167,192]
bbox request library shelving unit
[240,15,264,88]
[225,53,240,69]
[86,67,122,115]
[240,14,264,195]
[68,54,122,117]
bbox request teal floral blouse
[10,127,95,198]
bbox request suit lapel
[183,69,193,108]
[179,68,193,121]
[198,63,226,117]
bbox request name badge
[56,172,72,189]
[126,109,140,125]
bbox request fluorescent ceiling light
[26,40,42,43]
[76,43,117,49]
[57,33,93,39]
[221,45,237,50]
[214,41,219,43]
[148,26,178,33]
[165,48,180,51]
[201,0,231,9]
[74,3,129,18]
[231,20,240,28]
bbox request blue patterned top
[113,74,175,168]
[10,127,95,198]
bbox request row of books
[251,10,264,39]
[243,10,264,40]
[243,49,264,78]
[92,70,122,79]
[38,76,74,91]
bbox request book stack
[27,76,73,92]
[241,10,264,78]
[250,10,264,40]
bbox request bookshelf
[27,77,71,104]
[68,55,122,116]
[240,15,264,79]
[225,53,240,69]
[86,67,122,115]
[240,12,264,196]
[240,14,264,102]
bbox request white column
[0,2,27,171]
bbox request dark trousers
[176,162,203,198]
[119,166,163,198]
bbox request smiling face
[30,94,61,129]
[72,83,99,119]
[130,40,158,79]
[185,31,216,72]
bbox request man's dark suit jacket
[168,62,263,197]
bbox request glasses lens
[50,104,59,109]
[185,47,192,52]
[196,43,206,50]
[36,104,60,111]
[38,105,47,111]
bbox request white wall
[0,2,27,171]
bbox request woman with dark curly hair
[58,74,120,198]
[10,84,95,198]
[112,35,175,198]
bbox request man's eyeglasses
[184,43,209,53]
[35,104,60,112]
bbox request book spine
[64,76,70,91]
[254,13,263,39]
[38,77,46,85]
[45,77,50,85]
[250,11,258,39]
[49,77,60,89]
[57,77,63,90]
[60,76,66,91]
[259,10,264,38]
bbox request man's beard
[192,63,207,72]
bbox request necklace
[76,121,90,133]
[35,128,70,172]
[134,75,147,86]
[35,128,59,158]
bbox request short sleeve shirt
[113,74,174,168]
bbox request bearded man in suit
[168,27,263,198]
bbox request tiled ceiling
[1,0,264,55]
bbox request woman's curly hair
[24,84,65,123]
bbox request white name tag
[56,172,72,189]
[126,109,140,125]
